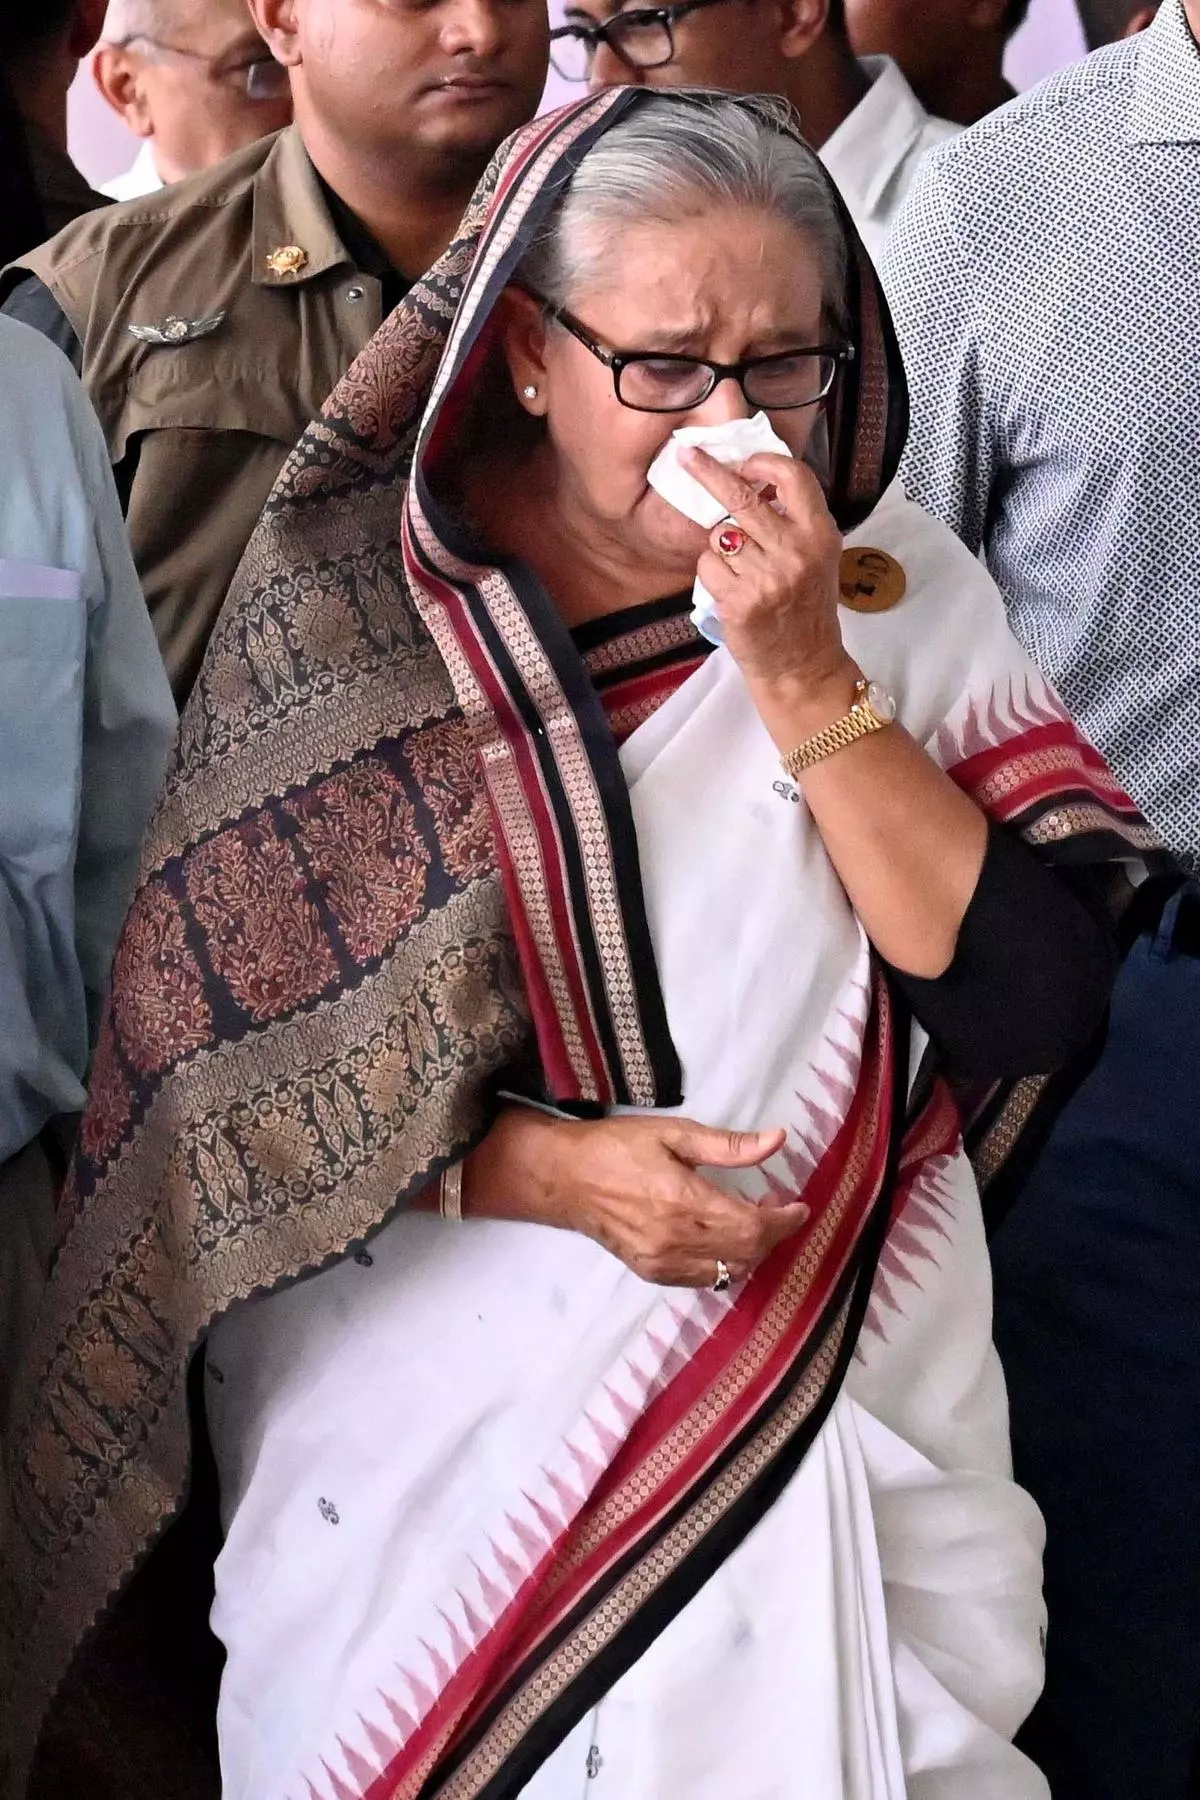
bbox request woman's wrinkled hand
[462,1106,809,1289]
[682,447,858,713]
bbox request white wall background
[68,0,1090,188]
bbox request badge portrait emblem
[838,547,908,613]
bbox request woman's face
[503,206,833,584]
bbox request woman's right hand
[461,1106,809,1289]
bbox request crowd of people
[0,0,1193,1797]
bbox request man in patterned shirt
[883,6,1200,1797]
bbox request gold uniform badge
[266,244,309,278]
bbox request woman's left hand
[682,447,858,713]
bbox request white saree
[206,488,1053,1800]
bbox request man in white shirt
[554,0,958,262]
[92,0,292,200]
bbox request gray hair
[517,93,848,331]
[101,0,188,42]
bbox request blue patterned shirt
[883,0,1200,867]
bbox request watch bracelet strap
[780,682,890,781]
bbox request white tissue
[646,412,793,644]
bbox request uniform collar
[251,126,358,286]
[821,56,941,217]
[1129,0,1200,145]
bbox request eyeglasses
[549,0,737,83]
[109,35,291,101]
[540,300,852,414]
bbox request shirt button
[586,1746,603,1779]
[346,285,365,303]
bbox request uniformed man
[1,0,549,702]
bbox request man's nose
[441,0,504,58]
[588,41,643,87]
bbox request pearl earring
[523,384,539,399]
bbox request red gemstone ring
[717,526,747,557]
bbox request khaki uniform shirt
[2,128,402,700]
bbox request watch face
[865,681,898,724]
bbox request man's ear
[1119,2,1159,34]
[92,46,154,138]
[496,286,553,413]
[778,0,831,63]
[963,0,1012,31]
[251,0,304,68]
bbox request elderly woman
[0,91,1169,1800]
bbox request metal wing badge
[128,311,227,347]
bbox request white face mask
[647,413,793,644]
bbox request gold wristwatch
[780,677,897,781]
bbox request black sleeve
[888,822,1118,1079]
[0,272,83,372]
[0,272,141,509]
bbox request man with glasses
[552,0,958,262]
[93,0,294,200]
[883,4,1200,1796]
[1,0,548,703]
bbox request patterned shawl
[0,88,1168,1798]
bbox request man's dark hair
[0,1,81,265]
[1075,0,1150,45]
[829,0,1029,42]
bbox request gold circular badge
[838,547,907,613]
[266,244,309,278]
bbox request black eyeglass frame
[540,299,855,415]
[549,0,737,80]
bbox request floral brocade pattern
[77,1015,136,1169]
[109,877,212,1074]
[186,817,340,1023]
[405,719,496,888]
[284,759,432,965]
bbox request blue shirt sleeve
[0,318,175,1160]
